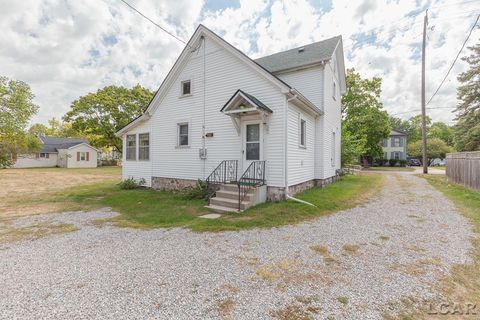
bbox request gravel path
[0,174,474,319]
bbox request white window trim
[126,134,137,161]
[138,132,150,161]
[177,122,190,148]
[180,79,192,97]
[79,152,86,161]
[332,78,337,101]
[331,131,336,167]
[298,115,306,148]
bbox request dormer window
[181,80,191,96]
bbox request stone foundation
[266,186,287,202]
[314,175,339,188]
[151,177,197,191]
[288,180,315,196]
[267,175,340,200]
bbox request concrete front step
[210,197,250,210]
[219,183,240,192]
[215,189,253,201]
[204,204,238,213]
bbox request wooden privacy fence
[446,152,480,191]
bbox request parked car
[430,158,446,166]
[408,158,422,166]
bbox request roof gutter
[287,88,323,115]
[115,112,151,137]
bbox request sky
[1,0,479,125]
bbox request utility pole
[421,10,428,174]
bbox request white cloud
[0,0,478,125]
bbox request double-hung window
[139,133,150,160]
[299,118,306,148]
[126,134,136,160]
[178,123,189,147]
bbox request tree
[408,138,454,159]
[0,76,40,168]
[428,122,454,147]
[29,117,81,138]
[342,69,391,162]
[454,42,480,151]
[63,85,154,151]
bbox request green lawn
[422,175,480,310]
[57,173,383,232]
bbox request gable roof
[255,36,342,73]
[390,129,408,136]
[221,89,273,114]
[115,24,329,136]
[39,136,91,153]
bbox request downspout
[285,93,317,208]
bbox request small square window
[181,80,191,96]
[40,153,46,158]
[178,123,189,146]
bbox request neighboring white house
[13,136,99,168]
[116,25,346,212]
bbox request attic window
[181,80,191,96]
[298,47,305,53]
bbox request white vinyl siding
[146,36,285,186]
[278,65,324,111]
[287,103,315,186]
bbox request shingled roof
[255,36,341,73]
[39,136,89,153]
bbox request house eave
[287,88,324,116]
[115,113,151,137]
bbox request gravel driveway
[0,174,474,319]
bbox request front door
[242,121,262,172]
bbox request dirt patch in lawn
[0,167,120,218]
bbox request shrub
[183,179,210,200]
[118,177,145,190]
[389,159,398,167]
[399,159,407,167]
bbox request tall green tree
[63,85,154,151]
[428,122,454,147]
[342,69,391,163]
[454,42,480,151]
[29,117,81,138]
[0,76,40,167]
[408,138,454,159]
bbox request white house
[116,25,346,212]
[13,136,99,168]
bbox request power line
[426,14,480,105]
[391,106,456,116]
[118,0,187,45]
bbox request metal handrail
[206,160,238,199]
[237,161,266,210]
